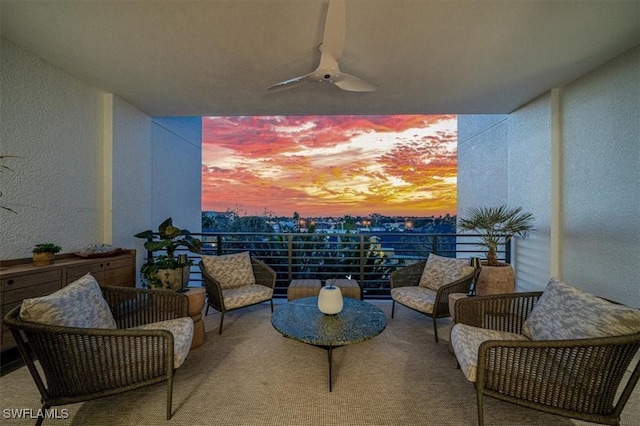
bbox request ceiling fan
[268,0,377,92]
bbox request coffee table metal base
[321,344,343,392]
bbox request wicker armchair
[452,289,640,426]
[390,255,479,342]
[4,285,190,425]
[199,255,276,334]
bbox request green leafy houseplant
[458,205,534,266]
[33,243,62,254]
[135,218,202,289]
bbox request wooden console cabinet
[0,250,136,352]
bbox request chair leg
[166,374,173,420]
[391,300,396,318]
[477,388,485,426]
[270,299,274,312]
[205,304,210,316]
[35,404,52,426]
[433,318,439,343]
[219,312,225,335]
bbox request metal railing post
[359,234,365,284]
[145,236,153,262]
[287,235,293,281]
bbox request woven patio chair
[4,284,191,425]
[451,281,640,426]
[199,251,275,334]
[390,254,479,342]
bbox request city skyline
[202,115,458,217]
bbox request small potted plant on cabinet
[135,218,202,291]
[458,205,534,295]
[32,243,62,266]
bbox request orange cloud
[202,115,457,217]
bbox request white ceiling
[1,0,639,117]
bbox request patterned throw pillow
[20,273,117,329]
[419,253,474,291]
[201,251,256,289]
[522,277,640,341]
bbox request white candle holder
[318,285,343,315]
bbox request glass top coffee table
[271,296,387,391]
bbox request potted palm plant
[458,205,534,295]
[32,243,62,266]
[135,218,202,291]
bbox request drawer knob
[7,279,14,285]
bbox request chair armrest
[433,271,477,317]
[455,291,542,333]
[101,285,189,328]
[390,261,426,288]
[251,257,276,289]
[476,332,640,417]
[199,261,225,311]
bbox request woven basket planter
[32,252,55,266]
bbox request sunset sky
[202,115,457,217]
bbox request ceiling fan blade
[268,0,377,92]
[333,73,377,92]
[321,0,345,61]
[267,74,312,91]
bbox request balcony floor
[1,298,638,425]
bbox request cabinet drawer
[1,280,62,306]
[1,269,62,292]
[104,273,135,287]
[103,257,134,270]
[66,263,105,283]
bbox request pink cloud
[202,115,457,216]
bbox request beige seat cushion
[451,323,529,382]
[201,251,256,289]
[390,286,437,314]
[222,285,273,310]
[131,317,194,368]
[20,273,117,329]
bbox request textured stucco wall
[458,46,640,306]
[507,95,552,292]
[560,47,639,305]
[457,114,509,215]
[112,97,153,277]
[1,39,103,258]
[150,117,202,234]
[1,39,203,285]
[0,39,156,273]
[456,115,510,266]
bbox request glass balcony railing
[148,232,510,299]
